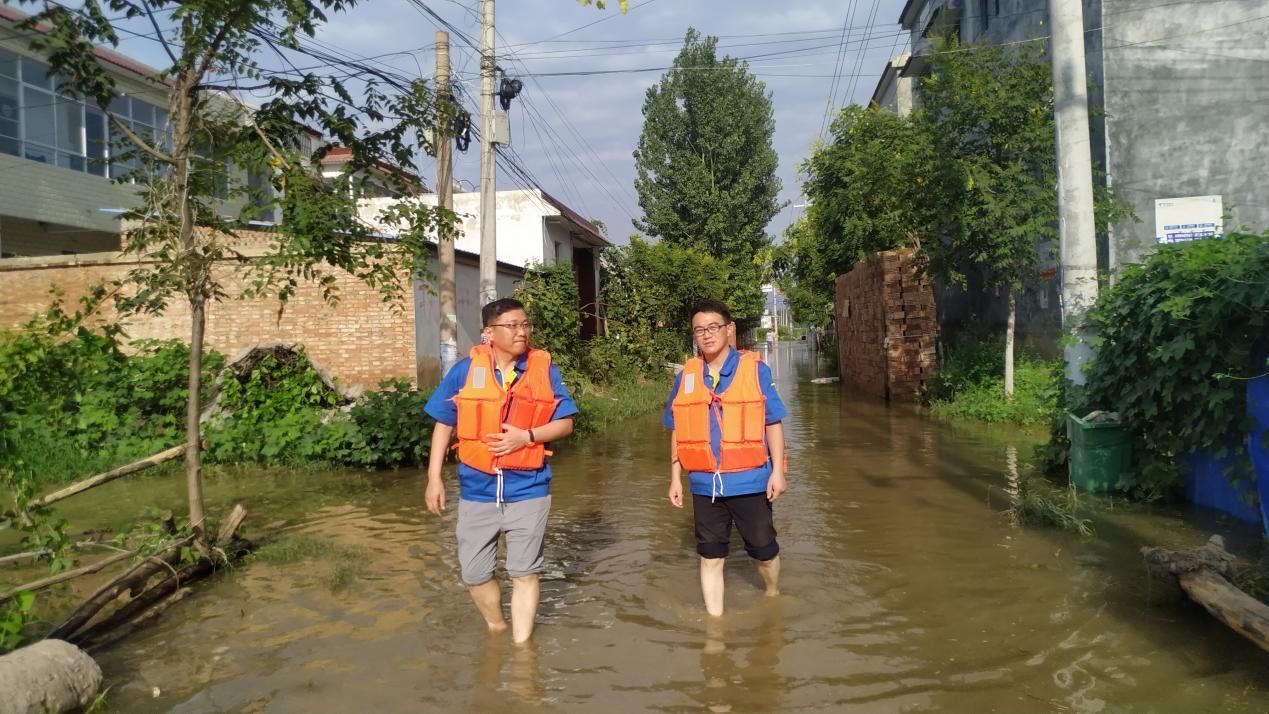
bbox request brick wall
[835,248,938,402]
[0,234,417,390]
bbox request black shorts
[692,493,780,561]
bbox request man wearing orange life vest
[424,298,578,644]
[664,299,788,617]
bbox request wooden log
[1177,570,1269,652]
[1142,535,1269,653]
[29,445,184,509]
[0,550,136,602]
[46,536,194,641]
[216,504,248,545]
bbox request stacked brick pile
[835,248,938,402]
[835,257,889,399]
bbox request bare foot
[765,588,780,597]
[486,619,508,633]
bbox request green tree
[19,0,447,541]
[917,41,1126,399]
[782,106,946,325]
[633,29,782,325]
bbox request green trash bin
[1067,412,1132,494]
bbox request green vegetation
[633,29,782,325]
[250,535,369,592]
[1008,475,1093,537]
[929,334,1061,426]
[20,0,450,539]
[573,379,672,436]
[1071,231,1269,499]
[779,41,1128,398]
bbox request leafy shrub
[515,262,582,376]
[1080,231,1269,498]
[350,379,434,467]
[204,353,432,468]
[928,333,1061,426]
[0,289,222,484]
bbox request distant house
[360,188,612,340]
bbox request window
[0,76,18,157]
[0,50,165,180]
[0,49,17,79]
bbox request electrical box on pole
[491,111,511,145]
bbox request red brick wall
[0,238,416,390]
[835,248,938,402]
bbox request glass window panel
[0,49,17,79]
[23,86,55,147]
[0,135,19,157]
[130,100,153,126]
[25,142,53,163]
[86,107,105,158]
[56,97,83,152]
[57,152,84,171]
[0,77,18,138]
[21,57,52,90]
[108,95,131,119]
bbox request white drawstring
[496,467,505,510]
[711,469,724,503]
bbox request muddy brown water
[71,343,1269,712]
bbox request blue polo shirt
[425,353,578,503]
[662,348,788,498]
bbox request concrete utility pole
[435,31,458,378]
[1050,0,1099,386]
[478,0,498,305]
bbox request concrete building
[892,0,1269,271]
[360,188,611,339]
[0,6,168,256]
[869,52,918,116]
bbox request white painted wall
[358,188,596,269]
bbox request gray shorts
[456,496,551,585]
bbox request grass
[928,334,1061,427]
[250,535,369,592]
[1008,473,1093,536]
[572,377,672,436]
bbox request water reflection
[89,342,1269,713]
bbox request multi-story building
[880,0,1269,271]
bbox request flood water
[88,343,1268,713]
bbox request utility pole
[435,31,458,378]
[478,0,497,305]
[1050,0,1099,386]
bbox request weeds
[250,535,369,593]
[928,333,1061,426]
[1007,474,1093,536]
[572,378,672,436]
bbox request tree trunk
[186,297,206,538]
[173,80,207,541]
[1004,288,1016,401]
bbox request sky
[90,0,914,244]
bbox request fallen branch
[0,550,136,602]
[29,445,185,509]
[1142,535,1269,653]
[49,504,249,644]
[46,535,195,641]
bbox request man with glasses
[664,299,788,616]
[424,298,577,643]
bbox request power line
[818,0,860,140]
[513,0,661,47]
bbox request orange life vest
[453,345,559,474]
[672,350,768,473]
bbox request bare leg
[510,574,540,643]
[755,555,781,596]
[700,556,726,617]
[467,579,507,632]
